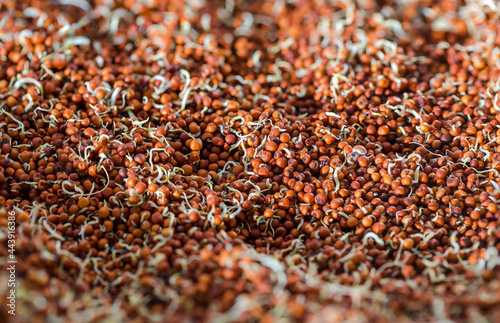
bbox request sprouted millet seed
[1,0,500,322]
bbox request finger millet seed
[1,0,500,322]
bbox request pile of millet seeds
[1,0,500,322]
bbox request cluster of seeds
[1,0,500,322]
